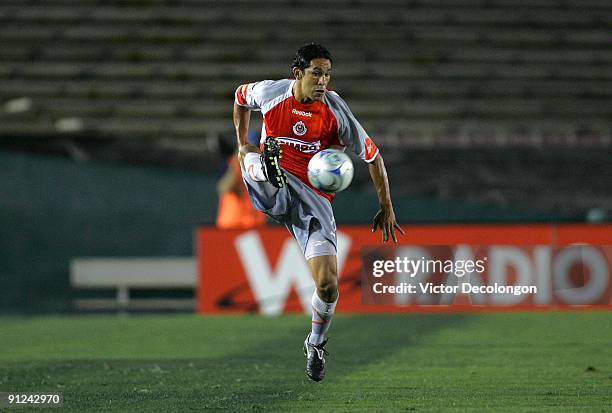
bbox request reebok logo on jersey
[292,108,313,117]
[276,137,321,154]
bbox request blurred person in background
[216,135,266,229]
[233,43,403,381]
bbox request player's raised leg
[239,143,267,182]
[239,137,287,188]
[304,254,338,382]
[234,101,286,187]
[238,138,289,210]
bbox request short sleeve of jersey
[324,91,379,163]
[235,82,263,111]
[235,79,293,113]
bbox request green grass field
[1,312,611,412]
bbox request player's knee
[309,255,338,301]
[315,271,338,302]
[316,281,338,302]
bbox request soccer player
[233,43,404,382]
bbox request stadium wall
[0,150,575,314]
[197,226,612,314]
[0,150,216,313]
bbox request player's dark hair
[292,43,332,72]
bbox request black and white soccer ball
[307,149,354,194]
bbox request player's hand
[371,205,405,243]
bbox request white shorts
[242,170,337,260]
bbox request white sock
[243,152,266,181]
[309,291,338,345]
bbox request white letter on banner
[448,245,486,305]
[553,245,608,304]
[533,246,552,304]
[235,231,350,315]
[489,247,532,305]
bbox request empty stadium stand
[1,0,611,215]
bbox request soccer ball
[307,149,354,194]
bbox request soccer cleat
[303,333,329,382]
[260,136,287,188]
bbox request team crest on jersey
[292,120,307,136]
[276,137,320,154]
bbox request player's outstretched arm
[368,154,405,243]
[233,103,259,159]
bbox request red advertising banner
[196,225,612,314]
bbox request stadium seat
[1,0,610,206]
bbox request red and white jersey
[235,79,379,200]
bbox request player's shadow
[330,312,471,371]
